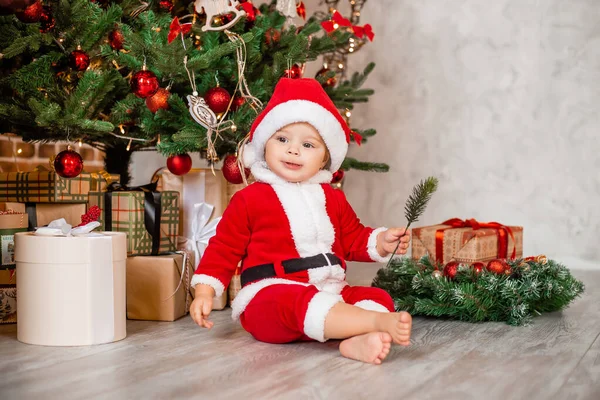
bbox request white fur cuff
[354,300,390,313]
[303,292,343,342]
[190,274,226,298]
[367,227,390,263]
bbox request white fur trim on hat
[244,99,348,172]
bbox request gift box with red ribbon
[411,218,523,265]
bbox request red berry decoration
[79,205,101,226]
[108,29,124,50]
[443,261,460,279]
[53,148,84,178]
[283,64,302,79]
[222,154,249,184]
[231,96,245,111]
[486,259,509,275]
[15,0,41,22]
[131,69,159,98]
[204,86,231,114]
[331,169,345,184]
[145,87,170,113]
[471,262,485,274]
[166,154,192,176]
[159,0,173,12]
[69,49,90,71]
[265,28,281,46]
[38,5,54,33]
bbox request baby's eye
[276,136,288,143]
[303,142,314,148]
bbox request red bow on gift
[435,218,517,264]
[168,17,192,44]
[353,24,375,41]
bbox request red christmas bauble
[69,49,90,71]
[166,154,192,176]
[486,259,509,275]
[0,0,36,13]
[231,96,245,111]
[108,29,124,50]
[15,0,41,22]
[283,64,302,79]
[145,88,170,113]
[222,154,249,184]
[443,261,460,279]
[159,0,173,12]
[265,28,281,46]
[471,262,485,274]
[39,5,54,33]
[131,69,159,98]
[53,149,84,178]
[331,169,345,184]
[316,67,337,88]
[204,87,231,114]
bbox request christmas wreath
[372,255,585,326]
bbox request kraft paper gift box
[411,218,523,265]
[0,169,119,203]
[126,253,195,321]
[88,190,179,256]
[14,231,127,346]
[1,202,86,230]
[0,285,17,324]
[0,206,27,270]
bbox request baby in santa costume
[190,77,412,365]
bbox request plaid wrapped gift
[0,169,119,203]
[412,218,523,265]
[88,190,179,256]
[0,285,17,324]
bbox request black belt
[240,253,342,287]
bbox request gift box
[155,169,228,239]
[0,169,119,203]
[0,207,27,269]
[89,190,179,256]
[14,231,127,346]
[0,285,17,324]
[411,218,523,265]
[0,267,17,285]
[126,253,192,321]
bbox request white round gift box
[15,231,127,346]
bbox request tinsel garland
[372,256,585,326]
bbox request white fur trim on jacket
[303,291,344,342]
[271,183,335,257]
[353,300,390,313]
[367,227,402,263]
[230,278,311,320]
[190,274,226,298]
[243,100,348,172]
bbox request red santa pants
[239,284,395,344]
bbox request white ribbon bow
[191,203,221,265]
[34,218,101,236]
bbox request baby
[190,77,412,364]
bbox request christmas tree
[0,0,387,184]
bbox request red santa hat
[242,77,351,173]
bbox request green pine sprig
[385,177,439,269]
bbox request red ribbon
[168,17,192,44]
[353,24,375,41]
[296,1,306,20]
[321,12,375,42]
[351,130,363,146]
[434,218,516,264]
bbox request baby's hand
[190,295,214,329]
[377,227,411,257]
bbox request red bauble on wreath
[486,259,510,275]
[222,154,249,184]
[471,262,485,274]
[145,88,170,113]
[443,261,460,279]
[166,154,192,176]
[53,147,84,178]
[131,69,159,98]
[69,49,90,71]
[204,87,231,114]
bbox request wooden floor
[1,264,599,400]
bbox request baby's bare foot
[376,311,412,345]
[339,332,392,365]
